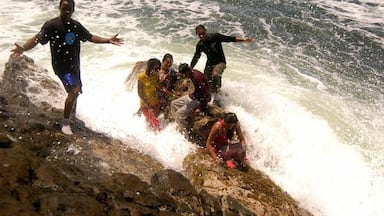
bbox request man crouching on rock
[11,0,123,135]
[206,112,248,169]
[170,63,211,135]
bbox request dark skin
[11,0,124,121]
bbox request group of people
[137,58,248,168]
[11,0,253,168]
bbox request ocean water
[0,0,383,215]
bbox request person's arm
[218,33,254,43]
[158,71,172,95]
[190,44,202,68]
[11,35,40,57]
[137,80,149,107]
[89,33,124,45]
[206,122,223,164]
[235,37,254,43]
[235,122,246,151]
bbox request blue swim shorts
[58,72,81,93]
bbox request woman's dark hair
[146,58,161,75]
[224,112,238,139]
[224,112,238,124]
[60,0,75,12]
[162,53,173,62]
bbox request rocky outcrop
[0,55,313,215]
[184,150,312,216]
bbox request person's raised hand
[11,43,24,57]
[109,33,124,46]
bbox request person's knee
[74,85,81,94]
[239,150,246,157]
[69,85,81,96]
[236,150,246,160]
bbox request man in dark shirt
[170,63,211,130]
[11,0,123,135]
[190,24,254,94]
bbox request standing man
[11,0,124,135]
[170,63,211,131]
[190,24,254,94]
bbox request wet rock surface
[0,55,312,215]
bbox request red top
[213,120,229,149]
[190,69,211,105]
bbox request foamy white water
[1,0,383,216]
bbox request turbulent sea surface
[0,0,383,215]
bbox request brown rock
[183,149,313,216]
[0,134,12,148]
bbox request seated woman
[206,112,247,168]
[158,53,181,111]
[137,58,162,130]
